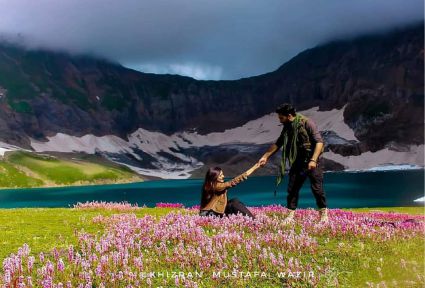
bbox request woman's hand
[233,173,247,183]
[230,180,238,187]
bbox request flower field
[1,203,424,287]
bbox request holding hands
[258,156,268,167]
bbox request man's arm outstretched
[258,144,280,167]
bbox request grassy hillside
[0,151,142,188]
[0,206,423,287]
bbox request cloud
[127,62,223,80]
[0,0,423,80]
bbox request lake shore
[1,170,424,210]
[2,166,424,190]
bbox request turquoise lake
[0,170,423,209]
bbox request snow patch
[31,133,131,154]
[325,145,425,171]
[31,105,357,153]
[414,197,424,203]
[117,163,199,179]
[300,106,357,141]
[364,165,423,172]
[0,148,10,156]
[0,141,20,156]
[30,105,419,179]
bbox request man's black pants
[286,159,327,210]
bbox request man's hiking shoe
[319,208,328,223]
[283,210,295,224]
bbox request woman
[199,163,259,218]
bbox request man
[258,103,328,223]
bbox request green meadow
[0,207,423,287]
[0,207,178,261]
[0,151,141,188]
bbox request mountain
[0,23,423,179]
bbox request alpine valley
[0,23,423,184]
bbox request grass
[0,151,142,188]
[343,207,424,214]
[0,207,181,262]
[314,227,422,286]
[0,161,43,187]
[0,206,423,287]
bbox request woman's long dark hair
[200,167,222,209]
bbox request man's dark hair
[276,103,296,116]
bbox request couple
[199,103,328,223]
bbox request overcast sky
[0,0,423,80]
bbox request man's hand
[258,156,268,167]
[258,144,278,168]
[308,160,317,170]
